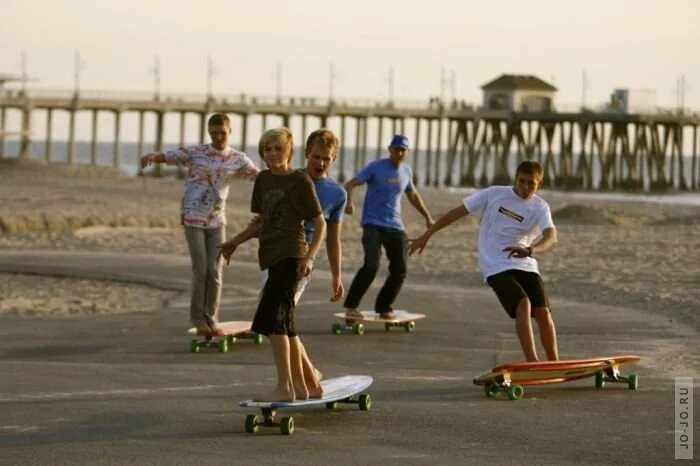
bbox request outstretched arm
[343,178,363,215]
[406,189,434,229]
[408,204,469,255]
[140,152,166,168]
[504,227,558,259]
[217,217,262,265]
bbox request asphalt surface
[0,250,697,465]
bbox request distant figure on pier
[343,134,434,319]
[408,160,560,362]
[139,113,259,334]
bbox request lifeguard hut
[481,74,557,112]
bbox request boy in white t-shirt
[408,161,559,362]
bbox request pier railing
[1,87,698,191]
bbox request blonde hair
[305,128,339,159]
[258,127,295,159]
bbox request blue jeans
[344,225,408,313]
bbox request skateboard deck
[473,354,641,400]
[186,320,263,353]
[332,310,426,335]
[239,375,373,435]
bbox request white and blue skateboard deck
[240,375,373,434]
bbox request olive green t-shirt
[251,170,322,270]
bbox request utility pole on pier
[206,56,218,99]
[20,51,27,94]
[329,61,337,102]
[581,70,589,110]
[274,61,282,101]
[388,66,395,103]
[73,50,84,96]
[151,55,161,101]
[440,66,447,103]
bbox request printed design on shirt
[384,177,401,185]
[498,206,524,222]
[262,189,285,230]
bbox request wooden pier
[1,88,698,191]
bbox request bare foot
[314,368,323,382]
[345,308,363,318]
[378,311,396,319]
[195,324,212,334]
[307,382,323,399]
[253,388,295,402]
[294,382,310,400]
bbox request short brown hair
[305,128,339,159]
[207,113,231,129]
[516,160,544,178]
[258,127,295,158]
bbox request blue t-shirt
[303,174,347,244]
[356,159,414,230]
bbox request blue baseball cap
[389,134,409,149]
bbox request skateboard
[473,355,641,400]
[186,321,263,353]
[239,375,373,435]
[332,310,426,335]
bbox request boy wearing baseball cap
[343,134,433,318]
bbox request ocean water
[3,140,699,204]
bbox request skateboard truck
[483,374,525,401]
[595,364,639,390]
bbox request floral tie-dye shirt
[165,144,259,228]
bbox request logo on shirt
[498,206,524,222]
[384,177,401,185]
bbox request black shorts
[486,269,550,319]
[252,257,299,337]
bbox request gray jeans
[184,225,225,327]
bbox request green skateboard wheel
[245,414,259,433]
[280,416,294,435]
[507,384,524,400]
[359,393,371,411]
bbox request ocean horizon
[2,140,699,204]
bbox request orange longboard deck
[473,355,641,400]
[474,355,641,385]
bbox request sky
[3,0,699,110]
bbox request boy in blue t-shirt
[343,134,433,318]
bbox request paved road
[0,251,697,465]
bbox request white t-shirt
[464,186,555,281]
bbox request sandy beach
[1,157,698,330]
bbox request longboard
[186,320,263,353]
[332,310,426,335]
[239,375,373,435]
[473,355,641,400]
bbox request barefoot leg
[254,335,295,402]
